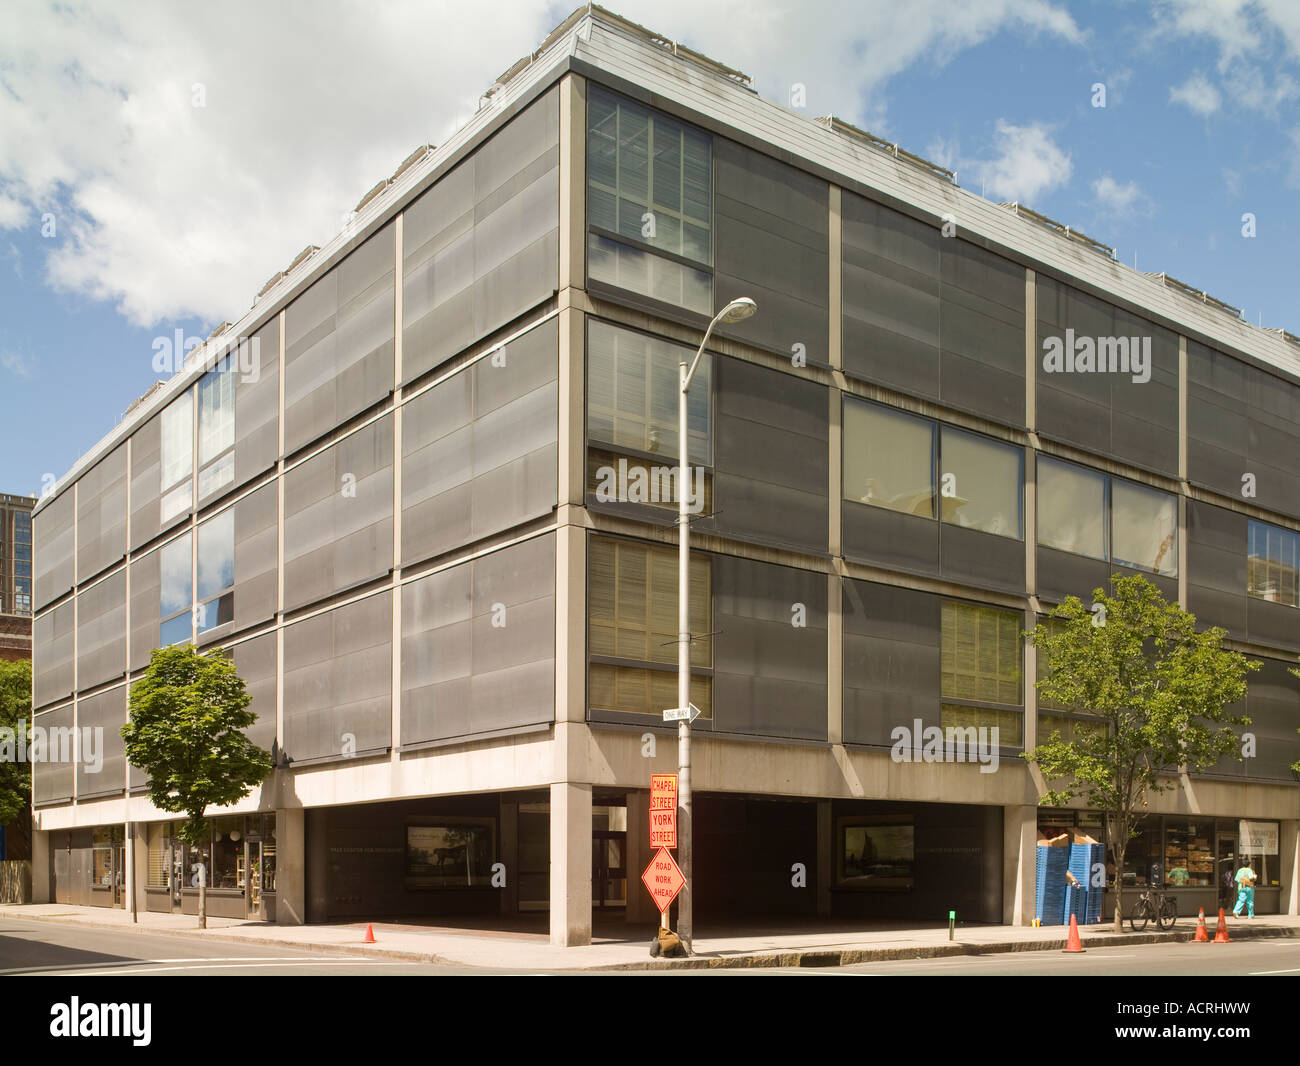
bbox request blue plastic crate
[1035,845,1071,925]
[1064,884,1087,923]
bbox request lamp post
[676,296,756,953]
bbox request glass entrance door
[592,831,627,909]
[1217,832,1237,912]
[246,841,263,920]
[111,843,124,907]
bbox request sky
[2,0,1300,494]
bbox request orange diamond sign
[641,848,685,913]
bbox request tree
[1024,574,1258,932]
[1286,665,1300,778]
[122,645,273,927]
[0,659,32,829]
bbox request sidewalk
[3,903,1296,971]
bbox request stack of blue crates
[1035,845,1070,925]
[1068,841,1106,924]
[1063,884,1087,924]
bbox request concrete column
[625,788,656,924]
[499,796,519,916]
[1282,819,1300,916]
[816,800,832,917]
[1003,804,1038,925]
[127,821,147,920]
[31,828,50,903]
[275,807,306,926]
[549,780,592,946]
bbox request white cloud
[0,0,1083,327]
[1092,174,1148,216]
[0,351,31,378]
[1169,74,1222,115]
[971,121,1073,204]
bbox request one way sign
[662,703,702,723]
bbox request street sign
[649,773,677,811]
[650,806,677,849]
[662,703,702,723]
[641,848,685,913]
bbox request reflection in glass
[1247,520,1299,606]
[840,821,914,890]
[160,392,193,492]
[198,367,235,465]
[1111,479,1177,576]
[198,510,234,600]
[587,320,710,464]
[159,534,192,617]
[587,234,711,315]
[1037,457,1105,559]
[939,427,1022,538]
[842,399,934,517]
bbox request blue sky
[2,0,1299,494]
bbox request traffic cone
[1212,908,1230,944]
[1194,908,1209,942]
[1061,913,1085,953]
[363,923,377,944]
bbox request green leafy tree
[1024,574,1257,932]
[1286,665,1300,777]
[0,659,32,828]
[122,645,273,926]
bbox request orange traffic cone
[1212,908,1230,944]
[363,923,377,944]
[1194,908,1209,942]
[1062,913,1086,953]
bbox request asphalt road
[1,917,1297,976]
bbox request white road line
[34,960,390,976]
[1249,967,1300,975]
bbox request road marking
[1249,967,1300,975]
[33,960,390,976]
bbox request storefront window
[405,821,495,887]
[210,815,244,890]
[1122,820,1161,887]
[1164,819,1214,888]
[147,823,172,888]
[838,817,914,890]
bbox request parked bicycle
[1128,887,1178,932]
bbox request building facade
[0,492,34,661]
[28,6,1300,941]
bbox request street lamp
[677,296,756,953]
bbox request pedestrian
[1232,859,1257,918]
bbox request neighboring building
[0,492,35,661]
[27,6,1299,940]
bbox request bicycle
[1128,887,1178,932]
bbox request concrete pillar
[816,800,832,917]
[127,822,147,920]
[31,828,50,903]
[549,780,592,946]
[625,788,656,924]
[499,796,519,916]
[1003,804,1038,925]
[275,808,306,926]
[1282,819,1299,916]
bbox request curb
[587,924,1300,972]
[4,908,1296,972]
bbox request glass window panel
[1037,457,1105,559]
[198,450,234,499]
[1247,520,1299,606]
[160,611,192,647]
[939,427,1022,539]
[587,233,711,315]
[161,481,191,525]
[1111,479,1177,576]
[159,533,192,618]
[941,601,1022,704]
[160,391,193,492]
[940,703,1022,747]
[842,399,935,517]
[587,320,710,464]
[197,509,234,600]
[198,365,235,466]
